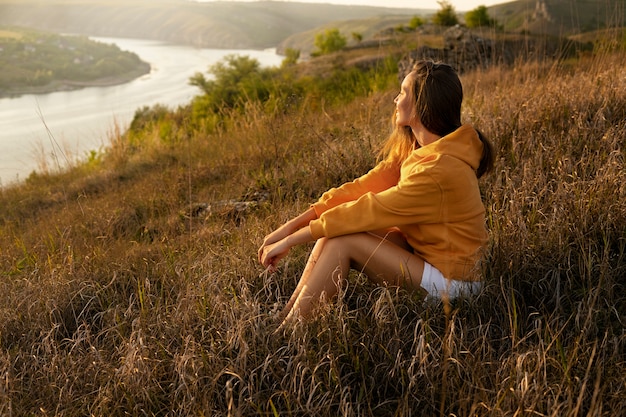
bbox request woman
[258,60,494,325]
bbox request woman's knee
[321,233,368,254]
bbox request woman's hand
[258,225,315,272]
[258,226,292,266]
[259,237,291,273]
[258,208,317,265]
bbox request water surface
[0,37,283,184]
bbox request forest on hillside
[0,27,149,96]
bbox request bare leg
[278,237,328,322]
[280,231,425,324]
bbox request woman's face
[394,73,416,127]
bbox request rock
[187,191,270,221]
[397,25,580,80]
[399,26,497,80]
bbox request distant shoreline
[0,62,151,99]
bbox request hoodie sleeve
[311,158,401,217]
[309,161,443,239]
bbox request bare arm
[258,207,317,269]
[259,225,314,272]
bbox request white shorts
[421,262,482,300]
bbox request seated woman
[258,60,494,326]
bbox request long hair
[381,60,493,178]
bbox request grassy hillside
[490,0,626,35]
[0,0,424,49]
[0,29,625,415]
[277,15,419,56]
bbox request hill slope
[0,46,624,414]
[0,0,424,49]
[277,15,415,56]
[489,0,626,35]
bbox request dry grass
[0,50,625,416]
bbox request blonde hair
[379,123,416,163]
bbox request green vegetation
[408,15,425,29]
[489,0,626,35]
[465,5,499,29]
[432,0,459,27]
[189,55,275,113]
[278,15,415,57]
[0,27,149,96]
[313,28,348,56]
[185,52,396,133]
[0,18,626,417]
[395,15,426,34]
[282,47,301,66]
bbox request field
[0,39,624,415]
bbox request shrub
[433,0,459,27]
[281,48,300,67]
[408,15,425,29]
[465,5,499,28]
[187,52,397,130]
[313,28,347,56]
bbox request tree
[409,15,425,30]
[189,54,270,111]
[282,48,300,67]
[465,5,498,28]
[313,28,347,55]
[432,1,459,27]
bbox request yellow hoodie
[309,124,488,281]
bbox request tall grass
[0,49,625,415]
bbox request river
[0,37,284,185]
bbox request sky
[193,0,507,12]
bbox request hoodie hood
[414,124,483,171]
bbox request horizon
[188,0,507,12]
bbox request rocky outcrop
[398,25,583,79]
[398,26,497,77]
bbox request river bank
[0,38,284,184]
[0,63,151,98]
[0,28,152,98]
